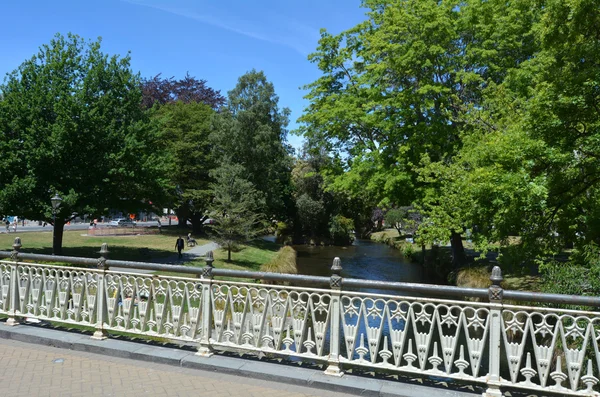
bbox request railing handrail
[1,248,600,307]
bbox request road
[2,220,180,233]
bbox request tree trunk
[450,230,466,268]
[175,207,189,229]
[52,218,65,255]
[227,247,231,262]
[189,213,205,235]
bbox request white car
[109,218,136,227]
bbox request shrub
[329,215,355,245]
[402,243,415,259]
[260,246,298,275]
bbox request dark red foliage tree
[141,73,225,110]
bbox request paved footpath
[0,338,347,397]
[110,241,220,274]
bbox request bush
[540,243,600,300]
[402,243,415,259]
[329,215,355,246]
[260,246,298,275]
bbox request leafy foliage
[207,163,266,261]
[151,101,215,232]
[211,70,293,220]
[0,34,168,254]
[141,73,225,110]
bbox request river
[294,238,425,284]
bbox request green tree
[420,0,600,281]
[211,70,293,220]
[207,163,266,261]
[0,34,167,254]
[299,0,541,265]
[152,101,215,233]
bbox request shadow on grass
[18,246,174,262]
[246,239,280,252]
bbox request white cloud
[122,0,318,56]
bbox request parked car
[202,218,215,225]
[109,218,136,227]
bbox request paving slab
[0,322,482,397]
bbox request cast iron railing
[1,237,599,396]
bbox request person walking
[175,236,185,259]
[4,219,9,233]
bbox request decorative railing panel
[17,264,100,326]
[338,293,491,385]
[103,272,203,341]
[0,263,12,314]
[499,305,600,395]
[209,281,332,360]
[1,238,600,396]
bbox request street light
[51,193,62,255]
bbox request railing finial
[205,250,214,268]
[11,237,21,261]
[330,257,342,289]
[488,265,503,303]
[98,243,109,270]
[490,266,503,286]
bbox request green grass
[0,229,209,262]
[260,246,297,274]
[157,239,283,281]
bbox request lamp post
[51,193,62,255]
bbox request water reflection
[294,239,425,295]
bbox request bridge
[1,237,599,397]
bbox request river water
[294,238,425,284]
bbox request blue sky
[0,0,367,150]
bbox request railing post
[325,257,343,376]
[5,237,22,326]
[484,266,503,397]
[197,250,214,357]
[92,243,109,340]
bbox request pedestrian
[4,219,9,233]
[175,236,184,259]
[12,221,17,233]
[157,219,162,233]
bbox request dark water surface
[294,239,425,283]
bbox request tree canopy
[0,33,168,253]
[211,70,294,220]
[141,73,225,110]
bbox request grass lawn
[156,239,282,280]
[0,229,209,262]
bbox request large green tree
[0,34,168,254]
[211,70,293,220]
[421,0,600,274]
[299,0,540,265]
[151,101,214,233]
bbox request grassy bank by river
[0,230,209,261]
[371,228,541,291]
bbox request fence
[87,226,159,236]
[1,237,599,396]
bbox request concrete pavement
[0,337,347,397]
[0,323,484,397]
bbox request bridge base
[324,363,344,377]
[482,386,502,397]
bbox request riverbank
[370,228,542,291]
[0,229,209,261]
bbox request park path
[0,338,344,397]
[110,241,220,274]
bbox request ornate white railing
[1,237,599,396]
